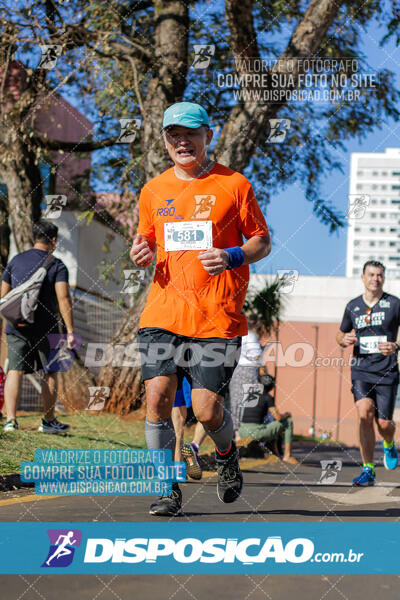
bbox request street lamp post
[336,346,344,441]
[311,323,320,436]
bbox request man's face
[49,236,58,252]
[361,266,384,293]
[163,125,213,167]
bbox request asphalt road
[1,442,399,599]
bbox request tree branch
[216,0,347,170]
[33,134,120,152]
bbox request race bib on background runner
[359,335,387,354]
[164,221,213,251]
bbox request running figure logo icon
[242,383,264,408]
[267,119,291,143]
[43,195,67,219]
[192,45,215,69]
[38,45,62,69]
[347,194,370,219]
[42,529,82,567]
[121,269,146,294]
[318,460,342,485]
[277,270,299,294]
[117,118,141,143]
[87,386,110,411]
[44,334,81,373]
[191,195,216,219]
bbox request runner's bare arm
[55,281,76,349]
[240,233,271,265]
[336,329,357,347]
[130,233,155,267]
[0,281,11,297]
[199,234,271,276]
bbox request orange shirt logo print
[191,195,216,219]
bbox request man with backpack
[0,220,75,433]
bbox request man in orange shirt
[130,102,271,516]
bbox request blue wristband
[224,246,244,269]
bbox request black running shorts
[351,379,398,421]
[137,327,241,396]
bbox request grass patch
[0,413,216,475]
[0,412,147,475]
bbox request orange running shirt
[137,162,269,339]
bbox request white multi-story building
[346,147,400,278]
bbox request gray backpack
[0,254,55,328]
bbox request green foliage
[244,276,286,335]
[2,0,400,234]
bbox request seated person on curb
[239,382,298,464]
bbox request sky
[254,18,400,276]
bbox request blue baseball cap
[162,102,209,130]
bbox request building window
[382,171,388,176]
[371,213,377,218]
[357,170,364,176]
[380,227,385,232]
[370,227,376,232]
[372,171,379,176]
[390,242,396,246]
[371,199,377,204]
[354,240,360,246]
[382,185,387,190]
[370,242,376,247]
[379,241,385,247]
[356,184,363,190]
[380,213,386,218]
[355,227,361,232]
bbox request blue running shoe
[352,467,375,487]
[383,442,398,470]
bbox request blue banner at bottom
[0,522,398,574]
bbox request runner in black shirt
[337,260,400,486]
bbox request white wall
[249,273,400,323]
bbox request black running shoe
[182,443,202,480]
[215,441,243,503]
[149,483,183,516]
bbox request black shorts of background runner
[351,379,398,420]
[138,327,241,395]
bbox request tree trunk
[58,350,97,411]
[99,0,189,412]
[142,0,189,179]
[101,278,151,414]
[0,191,10,271]
[0,139,42,252]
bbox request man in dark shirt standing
[337,260,400,486]
[1,220,75,433]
